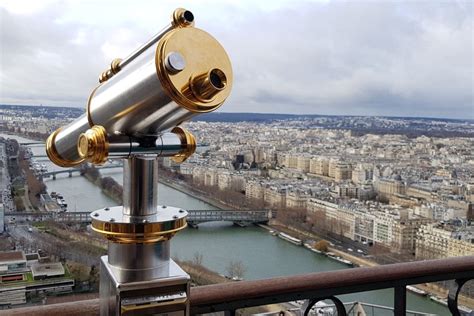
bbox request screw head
[165,52,186,73]
[109,218,115,222]
[179,209,184,213]
[93,213,99,217]
[173,215,178,219]
[104,207,110,211]
[162,205,167,209]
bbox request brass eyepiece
[191,68,227,102]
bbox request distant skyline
[0,0,472,119]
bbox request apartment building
[416,223,474,259]
[309,157,329,176]
[245,181,265,201]
[391,217,433,254]
[375,177,405,199]
[297,156,311,173]
[406,185,433,201]
[286,190,308,209]
[264,186,286,209]
[329,160,352,182]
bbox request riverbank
[176,260,230,285]
[259,222,474,310]
[81,165,232,211]
[159,178,236,211]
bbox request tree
[89,265,99,291]
[225,260,246,279]
[313,240,329,252]
[192,251,203,266]
[67,262,90,282]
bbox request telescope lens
[209,68,226,90]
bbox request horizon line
[0,103,472,122]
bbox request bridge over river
[40,165,122,180]
[5,209,272,227]
[19,141,44,146]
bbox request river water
[2,133,447,315]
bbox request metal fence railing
[2,256,473,316]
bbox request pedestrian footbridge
[5,209,272,226]
[186,209,271,227]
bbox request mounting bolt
[162,205,167,209]
[165,52,185,73]
[104,207,110,211]
[93,213,99,217]
[179,209,184,213]
[109,218,115,222]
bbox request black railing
[2,256,473,316]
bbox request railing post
[448,278,468,316]
[394,285,406,316]
[223,310,236,316]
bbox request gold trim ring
[46,128,85,167]
[90,206,188,244]
[171,126,196,163]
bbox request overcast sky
[0,0,472,118]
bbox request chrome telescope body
[46,8,232,167]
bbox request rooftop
[31,262,64,278]
[0,251,25,263]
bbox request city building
[416,222,474,260]
[0,251,74,307]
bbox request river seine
[2,133,446,315]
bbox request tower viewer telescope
[45,8,232,316]
[46,7,232,167]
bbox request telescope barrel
[46,8,232,167]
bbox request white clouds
[0,0,59,15]
[0,0,472,118]
[222,1,473,117]
[100,28,140,61]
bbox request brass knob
[172,8,195,28]
[77,125,109,164]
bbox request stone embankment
[81,165,122,204]
[261,221,474,310]
[159,178,237,210]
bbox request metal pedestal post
[99,255,189,316]
[91,157,190,316]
